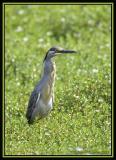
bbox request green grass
[4,4,111,155]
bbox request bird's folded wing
[26,90,40,120]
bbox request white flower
[76,147,83,152]
[38,38,44,43]
[61,17,65,22]
[98,98,103,102]
[15,26,23,32]
[46,32,52,36]
[18,10,25,15]
[23,37,28,42]
[92,69,98,73]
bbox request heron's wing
[26,90,40,121]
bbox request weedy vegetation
[5,4,111,155]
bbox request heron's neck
[43,59,56,76]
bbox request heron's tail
[26,109,34,125]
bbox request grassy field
[4,4,112,156]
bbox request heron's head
[43,46,77,61]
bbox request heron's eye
[49,47,57,52]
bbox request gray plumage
[26,46,77,124]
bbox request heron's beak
[57,49,77,54]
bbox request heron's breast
[42,84,52,102]
[42,73,55,103]
[40,97,52,108]
[37,97,53,115]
